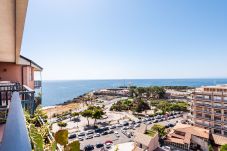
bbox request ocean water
[41,79,227,106]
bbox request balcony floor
[0,124,5,143]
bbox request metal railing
[0,82,36,115]
[0,92,32,151]
[34,80,42,89]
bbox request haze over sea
[41,79,227,106]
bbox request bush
[221,144,227,151]
[57,122,67,127]
[54,130,68,146]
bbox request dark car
[84,145,94,151]
[96,143,104,148]
[68,133,76,139]
[95,128,103,133]
[101,131,108,135]
[102,127,109,131]
[122,121,129,126]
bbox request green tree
[150,86,166,99]
[220,144,227,151]
[81,109,93,126]
[152,124,166,137]
[54,130,68,147]
[57,122,67,129]
[92,109,104,126]
[135,100,150,113]
[65,140,80,151]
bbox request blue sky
[21,0,227,80]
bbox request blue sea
[41,79,227,106]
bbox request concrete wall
[0,62,34,89]
[191,135,208,151]
[148,134,160,151]
[0,0,16,62]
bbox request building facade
[192,85,227,136]
[0,0,43,150]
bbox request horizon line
[41,77,227,81]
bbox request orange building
[192,85,227,136]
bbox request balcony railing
[34,80,42,89]
[0,92,32,151]
[0,82,37,115]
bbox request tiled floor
[0,124,5,142]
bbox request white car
[86,135,93,139]
[94,133,100,137]
[78,137,84,141]
[105,143,112,149]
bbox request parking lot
[68,114,184,151]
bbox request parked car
[102,126,109,131]
[86,135,93,139]
[86,130,94,135]
[96,143,104,148]
[68,133,77,139]
[78,132,85,136]
[105,140,113,149]
[122,121,129,126]
[78,137,84,141]
[121,127,128,130]
[94,133,100,137]
[95,128,103,133]
[134,123,140,128]
[101,131,108,135]
[109,125,116,129]
[108,130,114,134]
[84,144,94,151]
[145,121,152,125]
[116,124,123,127]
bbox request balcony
[0,82,39,150]
[34,80,42,89]
[0,92,32,150]
[213,105,222,109]
[0,82,37,114]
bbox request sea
[40,79,227,106]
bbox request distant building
[192,85,227,136]
[133,124,160,151]
[165,124,227,151]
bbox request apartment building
[0,0,43,150]
[192,85,227,136]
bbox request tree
[54,130,68,147]
[71,112,80,120]
[152,124,166,137]
[57,122,67,129]
[150,86,166,99]
[220,144,227,151]
[65,140,80,151]
[81,109,93,126]
[135,100,150,113]
[92,109,104,126]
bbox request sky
[21,0,227,80]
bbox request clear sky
[21,0,227,80]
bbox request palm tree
[81,110,93,126]
[92,109,104,126]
